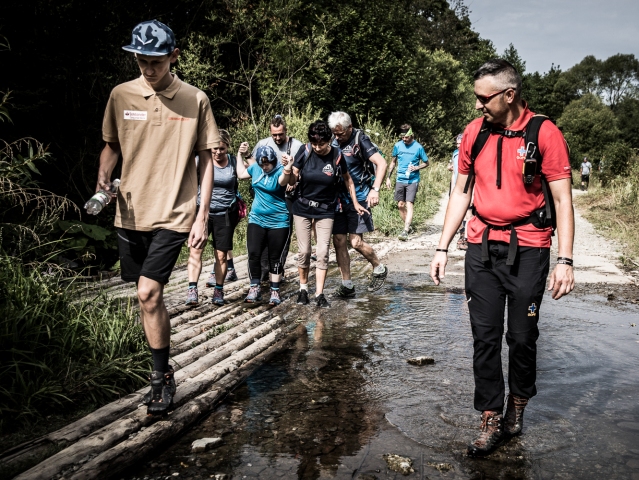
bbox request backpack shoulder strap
[332,145,342,168]
[463,119,490,193]
[524,114,556,230]
[228,154,239,193]
[523,115,548,166]
[299,143,312,170]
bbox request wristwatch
[373,187,380,192]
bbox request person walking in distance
[385,124,429,241]
[97,20,220,415]
[430,59,574,456]
[328,111,389,296]
[236,145,292,305]
[289,120,366,308]
[185,129,241,307]
[580,156,592,191]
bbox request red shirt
[458,107,571,248]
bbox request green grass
[0,255,150,431]
[372,161,450,236]
[573,161,639,264]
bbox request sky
[466,0,639,74]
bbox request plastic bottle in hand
[84,179,120,215]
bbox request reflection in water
[127,274,639,480]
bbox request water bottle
[84,179,120,215]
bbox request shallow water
[127,271,639,480]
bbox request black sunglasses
[475,88,511,105]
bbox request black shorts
[207,205,240,252]
[117,228,188,284]
[581,174,590,183]
[332,201,374,235]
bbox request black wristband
[557,256,573,266]
[436,248,448,253]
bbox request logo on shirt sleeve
[322,164,334,176]
[124,110,147,121]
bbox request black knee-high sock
[150,346,170,372]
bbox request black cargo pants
[465,241,550,412]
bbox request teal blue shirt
[247,163,289,229]
[392,140,428,184]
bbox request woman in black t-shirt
[288,120,365,308]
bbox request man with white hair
[329,111,389,295]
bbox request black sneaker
[145,369,176,415]
[316,293,331,308]
[367,265,388,292]
[296,289,309,305]
[334,284,356,298]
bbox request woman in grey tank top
[186,129,243,306]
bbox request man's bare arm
[430,173,473,284]
[96,142,121,192]
[385,157,397,189]
[190,149,213,249]
[547,178,575,299]
[366,152,387,206]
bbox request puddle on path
[126,271,639,480]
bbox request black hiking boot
[144,369,176,415]
[504,394,529,436]
[467,411,506,457]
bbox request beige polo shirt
[102,74,220,232]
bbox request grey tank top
[198,156,237,215]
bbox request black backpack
[463,115,557,265]
[350,128,379,187]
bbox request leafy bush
[600,141,633,178]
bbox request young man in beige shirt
[96,20,220,415]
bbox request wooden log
[1,312,279,475]
[171,308,273,359]
[68,331,297,480]
[1,258,300,474]
[14,324,296,480]
[174,317,284,384]
[170,305,271,354]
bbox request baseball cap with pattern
[256,146,278,165]
[122,20,176,56]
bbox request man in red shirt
[430,59,575,456]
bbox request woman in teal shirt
[236,145,292,305]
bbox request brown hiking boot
[504,394,529,436]
[467,411,505,457]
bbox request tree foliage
[1,0,491,235]
[557,94,620,167]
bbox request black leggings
[247,224,290,281]
[258,198,294,280]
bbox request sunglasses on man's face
[475,88,511,105]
